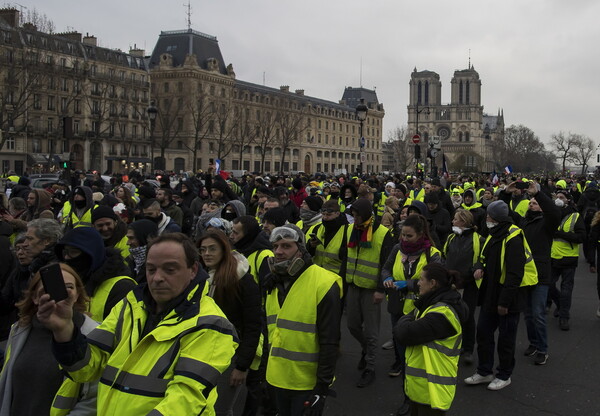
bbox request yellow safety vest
[509,199,529,217]
[312,223,347,277]
[88,275,137,321]
[114,234,130,260]
[61,201,97,228]
[460,202,483,211]
[295,219,321,234]
[375,194,387,218]
[346,224,389,289]
[392,246,441,314]
[63,284,237,416]
[410,189,425,202]
[551,212,581,259]
[479,225,538,288]
[405,302,462,411]
[247,249,274,286]
[265,264,341,390]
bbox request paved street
[324,257,600,416]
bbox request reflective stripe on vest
[346,224,389,289]
[510,199,529,217]
[410,189,425,202]
[460,202,483,211]
[50,381,82,416]
[480,225,538,287]
[247,249,274,286]
[551,212,580,259]
[265,264,341,390]
[392,246,441,314]
[443,232,480,266]
[405,302,461,411]
[89,275,136,321]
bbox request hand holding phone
[40,263,69,302]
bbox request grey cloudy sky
[17,0,600,144]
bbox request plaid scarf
[348,216,374,248]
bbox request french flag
[504,165,512,174]
[215,159,221,174]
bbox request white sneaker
[382,340,394,350]
[464,373,495,385]
[487,377,511,391]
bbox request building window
[74,120,80,135]
[32,139,41,153]
[459,81,463,105]
[47,118,54,133]
[61,97,68,112]
[425,81,429,105]
[417,81,422,104]
[466,81,470,104]
[132,125,137,138]
[74,100,81,114]
[465,132,470,142]
[61,78,68,91]
[6,135,15,150]
[33,94,41,110]
[163,82,169,93]
[458,132,463,142]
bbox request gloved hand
[303,393,326,415]
[394,280,407,289]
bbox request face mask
[329,191,339,199]
[268,251,305,276]
[300,208,318,221]
[486,221,498,229]
[222,211,237,221]
[145,215,161,224]
[73,199,86,209]
[555,199,565,208]
[452,226,463,235]
[64,255,91,279]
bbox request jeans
[525,284,549,353]
[476,308,520,380]
[549,266,576,320]
[271,386,311,416]
[346,285,381,371]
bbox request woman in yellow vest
[443,209,483,365]
[198,230,262,416]
[395,263,468,415]
[0,263,98,415]
[381,214,442,378]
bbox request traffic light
[62,161,70,169]
[414,144,421,160]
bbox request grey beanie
[487,200,510,222]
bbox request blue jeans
[525,285,549,353]
[476,308,520,381]
[549,266,576,320]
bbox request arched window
[417,81,422,104]
[425,81,429,105]
[465,132,470,142]
[466,81,470,104]
[458,132,463,142]
[324,151,330,158]
[459,81,463,104]
[317,151,323,158]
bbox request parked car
[29,174,61,189]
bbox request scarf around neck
[348,216,374,248]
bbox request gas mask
[268,249,305,276]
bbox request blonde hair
[16,263,89,327]
[453,208,476,229]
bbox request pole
[359,120,363,176]
[149,120,155,174]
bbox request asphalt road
[323,257,600,416]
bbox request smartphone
[516,181,528,190]
[40,263,69,302]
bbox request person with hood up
[221,199,247,222]
[231,216,274,292]
[289,178,308,209]
[479,187,495,208]
[460,189,487,235]
[198,230,262,416]
[406,200,441,248]
[7,177,31,201]
[262,207,288,237]
[296,196,323,234]
[55,227,136,321]
[140,198,181,236]
[91,205,130,260]
[548,190,586,331]
[424,193,452,246]
[465,200,538,391]
[210,176,238,204]
[429,178,455,216]
[272,187,300,224]
[16,189,54,224]
[449,188,463,210]
[340,183,358,221]
[394,263,468,416]
[60,186,96,230]
[194,200,224,240]
[126,219,158,283]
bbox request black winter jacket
[552,205,586,268]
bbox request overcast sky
[15,0,600,145]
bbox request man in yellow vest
[264,224,341,416]
[549,190,586,331]
[38,232,238,415]
[91,205,130,260]
[465,200,537,391]
[345,198,395,388]
[60,186,96,230]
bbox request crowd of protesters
[0,166,599,415]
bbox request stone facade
[407,66,504,173]
[0,8,151,175]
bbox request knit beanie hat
[487,200,510,222]
[263,207,287,227]
[91,205,118,223]
[138,185,156,199]
[129,219,159,246]
[350,198,373,220]
[303,196,323,212]
[292,178,303,190]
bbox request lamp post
[355,98,368,176]
[146,100,157,173]
[414,100,430,177]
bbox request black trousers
[476,308,520,380]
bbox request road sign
[430,135,441,146]
[360,152,366,163]
[430,149,439,158]
[412,134,420,144]
[360,137,365,148]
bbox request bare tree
[212,99,237,163]
[155,97,184,170]
[188,94,213,172]
[230,105,256,171]
[550,132,578,174]
[254,110,278,173]
[276,104,308,174]
[498,125,549,172]
[21,7,55,33]
[386,126,413,172]
[571,134,595,174]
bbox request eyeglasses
[62,246,82,259]
[270,226,300,243]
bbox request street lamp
[414,100,430,177]
[146,100,158,173]
[355,98,368,176]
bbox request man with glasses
[264,224,341,416]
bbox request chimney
[0,8,19,28]
[295,89,304,96]
[83,34,97,46]
[129,44,145,58]
[22,22,37,31]
[56,32,82,43]
[280,85,289,92]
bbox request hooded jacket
[234,219,273,286]
[21,189,54,222]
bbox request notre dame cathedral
[407,66,504,173]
